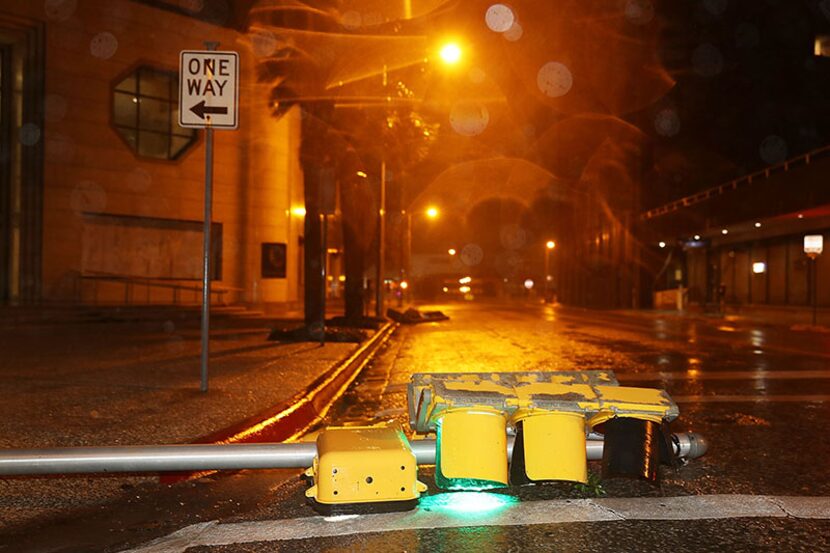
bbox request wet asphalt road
[3,301,830,552]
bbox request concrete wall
[2,1,304,306]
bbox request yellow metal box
[305,422,427,506]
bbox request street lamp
[448,248,457,256]
[544,240,556,302]
[426,206,439,219]
[439,42,462,65]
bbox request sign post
[804,235,823,326]
[179,44,239,392]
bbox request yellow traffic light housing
[304,422,427,513]
[510,409,588,485]
[435,407,508,490]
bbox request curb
[161,322,396,483]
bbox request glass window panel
[114,73,136,93]
[170,135,196,159]
[139,68,171,99]
[113,91,137,127]
[138,97,170,133]
[118,127,137,149]
[138,131,170,159]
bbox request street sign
[179,50,239,129]
[804,234,823,256]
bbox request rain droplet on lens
[19,123,41,146]
[485,4,515,33]
[503,21,523,42]
[759,135,787,164]
[341,10,362,30]
[654,108,680,137]
[90,32,118,60]
[537,62,573,98]
[251,30,277,58]
[461,244,484,266]
[624,0,654,25]
[450,102,490,136]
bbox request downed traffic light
[304,422,427,514]
[408,371,681,487]
[435,407,508,489]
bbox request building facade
[0,0,304,308]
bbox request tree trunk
[300,103,334,333]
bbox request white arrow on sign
[179,50,239,129]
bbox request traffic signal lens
[510,410,587,485]
[435,408,508,490]
[600,416,664,482]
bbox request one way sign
[179,50,239,129]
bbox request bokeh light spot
[625,0,654,25]
[440,43,462,65]
[503,21,523,41]
[251,30,277,58]
[485,4,515,33]
[19,124,42,147]
[654,108,681,137]
[90,32,118,60]
[340,10,362,30]
[537,62,573,98]
[450,101,489,136]
[460,244,484,266]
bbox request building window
[112,66,197,160]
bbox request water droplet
[341,10,362,30]
[19,123,41,146]
[251,30,277,58]
[654,108,680,137]
[45,94,68,123]
[44,0,77,21]
[624,0,654,25]
[485,4,515,33]
[450,101,490,136]
[460,244,484,266]
[703,0,728,16]
[503,21,523,42]
[500,224,527,250]
[759,135,787,164]
[537,62,573,98]
[735,22,760,49]
[692,43,723,77]
[90,32,118,60]
[70,180,108,215]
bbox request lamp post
[375,43,461,317]
[544,240,556,302]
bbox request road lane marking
[123,494,830,552]
[618,370,830,382]
[674,394,830,403]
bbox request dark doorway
[0,19,44,304]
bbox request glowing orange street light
[439,42,462,65]
[426,206,439,219]
[448,248,457,256]
[546,240,556,250]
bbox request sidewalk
[0,306,385,532]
